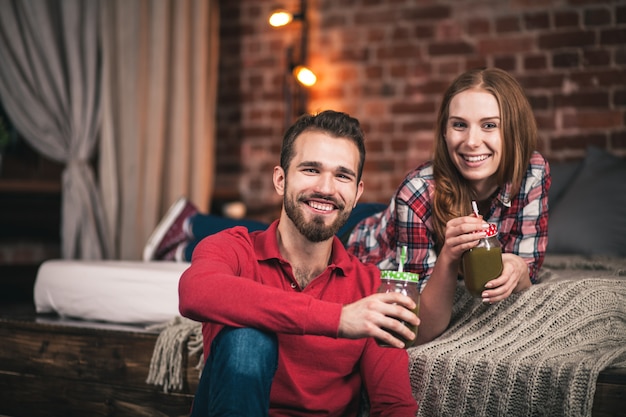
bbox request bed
[33,260,190,324]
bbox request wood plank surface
[0,307,624,417]
[0,317,200,394]
[0,311,201,417]
[0,371,193,417]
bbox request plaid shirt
[346,151,551,289]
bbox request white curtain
[100,0,219,260]
[0,0,109,259]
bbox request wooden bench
[0,303,200,417]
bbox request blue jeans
[190,327,278,417]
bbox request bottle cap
[380,270,420,282]
[486,223,498,237]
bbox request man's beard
[284,192,351,242]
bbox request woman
[346,68,551,344]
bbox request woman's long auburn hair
[431,68,538,248]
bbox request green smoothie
[376,270,420,348]
[378,304,420,348]
[462,246,503,297]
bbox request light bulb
[293,65,317,87]
[269,10,293,27]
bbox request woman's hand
[481,253,531,303]
[440,215,489,262]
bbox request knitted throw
[408,270,626,417]
[146,315,203,393]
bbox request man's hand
[338,292,420,348]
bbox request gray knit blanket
[408,255,626,417]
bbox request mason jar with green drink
[462,202,503,298]
[376,246,420,348]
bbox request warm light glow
[269,10,293,27]
[293,65,317,87]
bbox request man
[178,110,419,416]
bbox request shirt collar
[496,181,513,207]
[253,220,353,277]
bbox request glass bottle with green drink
[377,246,420,348]
[462,201,503,298]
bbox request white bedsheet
[34,260,190,324]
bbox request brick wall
[215,0,626,222]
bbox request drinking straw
[471,200,479,216]
[398,245,407,272]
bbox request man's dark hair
[280,110,366,181]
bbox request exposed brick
[390,63,409,77]
[519,73,565,89]
[524,12,551,30]
[355,9,398,25]
[563,110,623,129]
[339,47,369,62]
[584,7,612,26]
[600,28,626,46]
[524,54,548,70]
[407,80,450,96]
[415,24,436,39]
[242,126,274,138]
[401,119,437,132]
[611,130,626,148]
[391,138,411,151]
[363,83,397,97]
[495,16,521,33]
[465,56,488,70]
[582,49,611,67]
[436,20,464,40]
[320,14,348,29]
[478,37,534,55]
[377,44,422,60]
[437,61,464,75]
[466,18,491,36]
[409,62,434,77]
[494,56,517,71]
[404,5,451,21]
[617,48,626,65]
[535,114,556,130]
[428,41,474,56]
[214,0,626,216]
[538,30,596,49]
[367,28,386,42]
[551,133,607,151]
[567,0,613,5]
[554,91,609,108]
[554,11,580,28]
[365,65,384,80]
[570,69,626,87]
[618,5,626,24]
[527,94,551,110]
[553,51,580,68]
[390,101,437,115]
[392,26,412,41]
[614,89,626,107]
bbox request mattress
[34,260,190,324]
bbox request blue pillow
[547,147,626,256]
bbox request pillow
[337,202,387,245]
[547,147,626,256]
[548,159,582,208]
